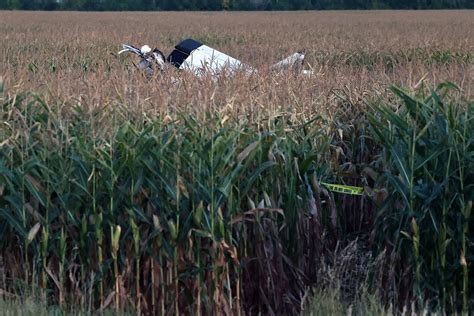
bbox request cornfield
[0,10,473,315]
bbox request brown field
[0,10,473,315]
[1,10,473,117]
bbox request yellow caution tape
[321,182,364,196]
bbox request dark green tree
[1,0,473,11]
[0,0,21,9]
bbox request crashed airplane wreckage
[118,38,312,77]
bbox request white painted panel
[180,45,254,76]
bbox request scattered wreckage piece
[118,38,312,77]
[118,44,166,77]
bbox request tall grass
[1,82,472,313]
[369,82,473,312]
[0,91,347,313]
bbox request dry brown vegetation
[0,10,473,315]
[1,10,473,116]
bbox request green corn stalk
[152,214,163,316]
[461,201,471,313]
[130,218,141,315]
[40,224,49,300]
[59,227,66,307]
[79,215,88,310]
[94,211,103,307]
[26,223,41,297]
[411,217,421,302]
[110,224,121,312]
[21,140,29,287]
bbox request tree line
[0,0,472,10]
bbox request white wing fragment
[270,52,306,72]
[118,44,143,57]
[179,44,255,77]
